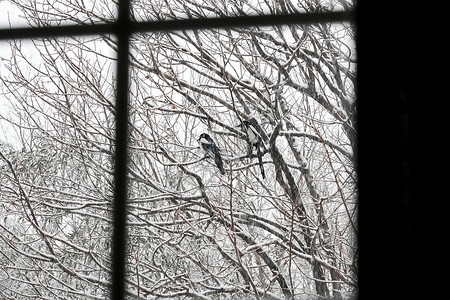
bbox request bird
[238,120,266,179]
[197,133,225,175]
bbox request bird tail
[257,145,265,179]
[215,153,225,175]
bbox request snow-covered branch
[1,0,357,299]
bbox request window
[0,1,357,299]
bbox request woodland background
[0,1,356,299]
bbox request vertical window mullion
[111,0,130,299]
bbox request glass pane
[128,22,356,299]
[132,0,355,23]
[0,36,117,298]
[0,0,117,29]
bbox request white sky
[0,0,30,147]
[0,1,29,29]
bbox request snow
[0,1,357,298]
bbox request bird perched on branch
[238,120,266,179]
[198,133,225,175]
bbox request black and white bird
[198,133,225,175]
[238,120,266,179]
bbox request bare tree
[1,0,356,299]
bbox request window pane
[127,23,356,299]
[0,36,117,298]
[0,0,117,29]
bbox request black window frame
[1,2,394,299]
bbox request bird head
[242,120,251,128]
[236,120,251,131]
[198,133,212,144]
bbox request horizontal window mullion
[0,10,354,41]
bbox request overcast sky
[0,1,29,29]
[0,1,29,148]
